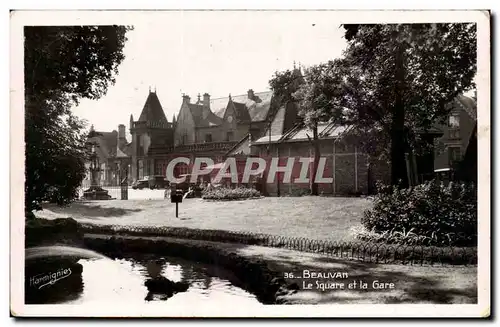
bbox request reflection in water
[26,252,262,305]
[143,260,190,301]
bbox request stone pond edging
[79,223,478,266]
[83,234,297,304]
[25,217,297,304]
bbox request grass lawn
[36,196,372,241]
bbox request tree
[268,67,308,191]
[25,26,132,214]
[292,61,349,195]
[340,23,476,187]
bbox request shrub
[362,180,477,247]
[202,187,262,201]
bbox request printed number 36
[284,272,294,279]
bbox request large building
[127,87,290,182]
[88,77,476,195]
[434,94,477,172]
[118,85,390,195]
[82,124,132,187]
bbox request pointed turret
[138,91,167,123]
[172,114,177,127]
[290,63,305,89]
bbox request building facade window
[182,134,188,145]
[174,163,189,178]
[448,113,460,128]
[100,163,106,181]
[448,146,462,164]
[155,160,167,176]
[138,135,144,156]
[226,131,234,141]
[448,129,460,139]
[138,159,144,179]
[448,113,460,139]
[205,133,212,143]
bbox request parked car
[148,175,168,189]
[132,178,149,190]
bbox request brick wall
[252,137,386,196]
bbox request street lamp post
[83,139,112,200]
[89,143,100,187]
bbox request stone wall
[174,102,197,145]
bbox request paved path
[238,245,477,304]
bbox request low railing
[132,121,172,129]
[79,224,477,266]
[149,141,239,155]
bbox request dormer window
[448,113,460,139]
[448,113,460,128]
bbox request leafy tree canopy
[25,26,132,213]
[270,23,476,186]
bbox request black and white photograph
[10,9,490,318]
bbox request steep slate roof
[187,103,223,127]
[93,131,118,158]
[211,91,273,122]
[231,101,252,123]
[456,94,477,121]
[122,143,133,156]
[255,101,300,140]
[90,130,132,160]
[138,92,168,122]
[116,147,129,158]
[269,105,287,136]
[226,134,252,156]
[253,122,353,144]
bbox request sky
[71,11,349,140]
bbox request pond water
[25,248,262,306]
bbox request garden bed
[201,187,261,201]
[202,196,265,202]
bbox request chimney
[118,124,127,150]
[203,93,210,108]
[247,89,255,100]
[182,94,191,104]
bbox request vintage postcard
[10,9,490,318]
